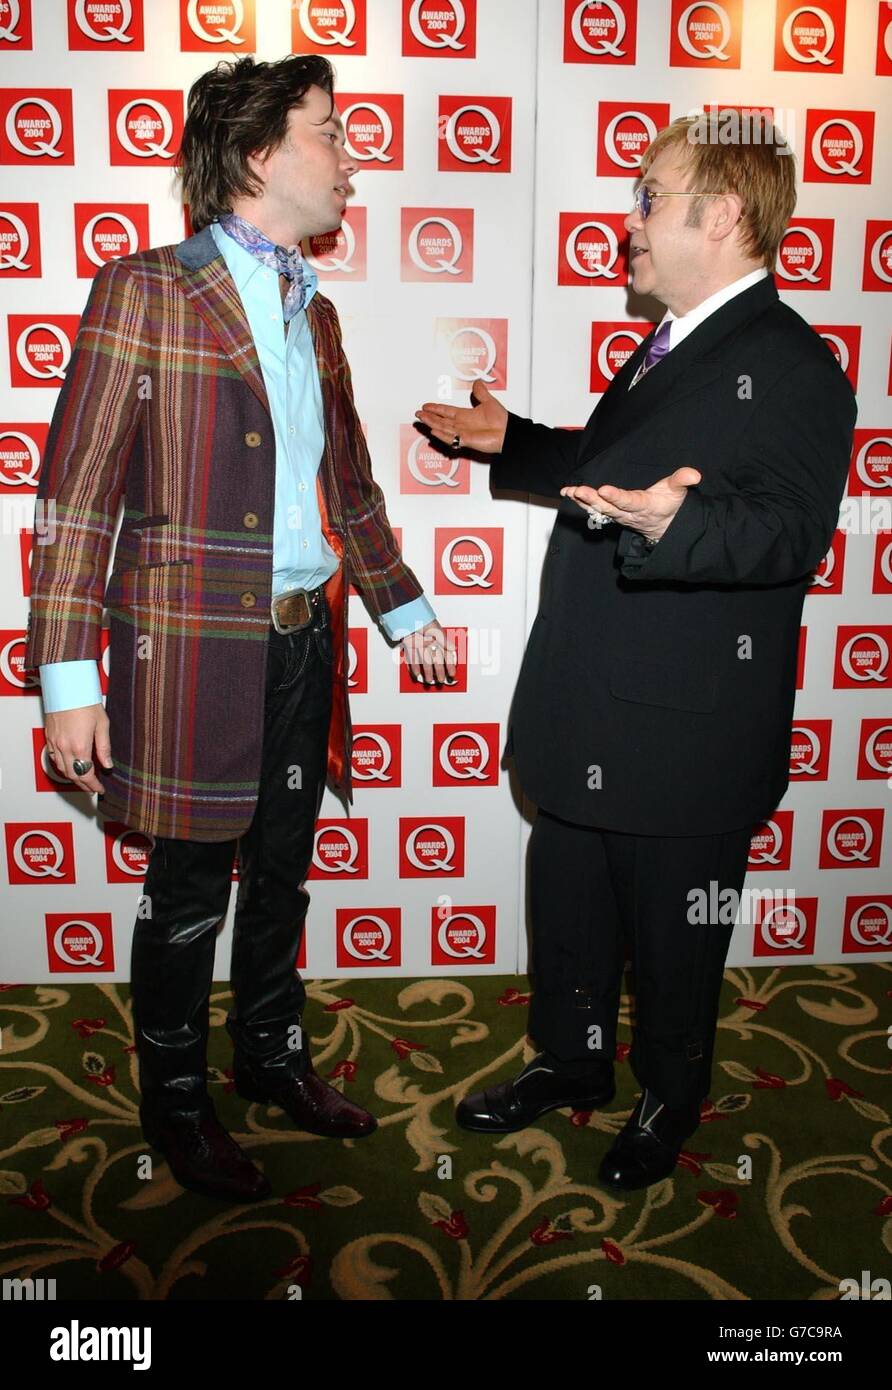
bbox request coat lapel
[577,275,779,465]
[173,227,270,413]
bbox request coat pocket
[608,656,717,714]
[105,558,193,610]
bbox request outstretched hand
[414,379,508,456]
[560,467,702,543]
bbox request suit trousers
[130,598,333,1131]
[526,808,755,1108]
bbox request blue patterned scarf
[217,212,317,321]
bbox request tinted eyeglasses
[633,184,728,219]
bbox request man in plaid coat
[24,54,455,1202]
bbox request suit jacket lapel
[173,227,270,414]
[577,275,779,465]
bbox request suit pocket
[608,656,717,714]
[105,558,193,610]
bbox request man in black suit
[416,115,856,1190]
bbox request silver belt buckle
[271,588,314,635]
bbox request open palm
[414,379,508,455]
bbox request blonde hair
[638,112,797,269]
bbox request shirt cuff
[39,660,103,713]
[379,594,437,642]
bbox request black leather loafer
[455,1052,616,1133]
[597,1087,702,1191]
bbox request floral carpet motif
[1,966,890,1301]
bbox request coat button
[243,512,259,529]
[244,431,262,448]
[240,591,257,608]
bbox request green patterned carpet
[1,965,890,1301]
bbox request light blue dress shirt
[39,221,435,712]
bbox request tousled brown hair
[177,54,335,231]
[638,112,797,268]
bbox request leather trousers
[130,600,334,1131]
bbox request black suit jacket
[490,274,857,835]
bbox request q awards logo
[431,904,495,965]
[669,0,742,68]
[339,94,404,170]
[879,2,892,75]
[820,809,884,869]
[435,317,507,391]
[753,897,816,957]
[847,431,892,496]
[437,96,512,173]
[0,630,38,693]
[309,819,369,879]
[558,214,630,287]
[812,323,860,391]
[350,725,402,787]
[107,90,184,165]
[67,0,144,49]
[74,205,148,278]
[346,627,368,693]
[0,204,40,277]
[862,221,892,292]
[0,423,46,491]
[292,0,366,54]
[5,824,75,884]
[399,817,465,877]
[103,823,153,881]
[336,908,401,968]
[589,322,653,392]
[399,424,470,494]
[402,0,476,56]
[46,913,115,972]
[843,897,892,954]
[748,813,794,871]
[179,0,255,51]
[873,536,892,596]
[776,219,834,292]
[789,720,832,780]
[401,208,473,283]
[804,109,874,184]
[858,720,892,781]
[435,528,503,596]
[774,0,845,73]
[597,104,669,178]
[834,626,892,690]
[304,207,366,281]
[563,0,637,65]
[0,0,33,47]
[8,316,79,389]
[0,90,74,164]
[808,530,845,595]
[432,723,501,787]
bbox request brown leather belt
[270,584,326,634]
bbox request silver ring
[451,433,460,449]
[72,758,93,776]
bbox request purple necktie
[643,319,672,371]
[629,319,672,391]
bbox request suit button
[240,591,257,608]
[243,512,259,529]
[549,545,560,555]
[244,431,262,448]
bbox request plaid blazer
[24,226,425,842]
